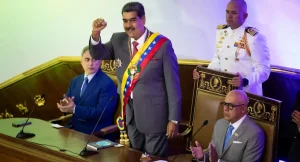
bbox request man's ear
[243,13,248,20]
[242,105,247,113]
[99,60,102,67]
[142,16,146,25]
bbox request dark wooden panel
[0,153,26,162]
[66,62,84,75]
[0,63,78,120]
[178,64,196,124]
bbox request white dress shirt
[229,114,247,136]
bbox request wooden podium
[0,118,165,162]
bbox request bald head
[223,90,248,123]
[226,0,248,29]
[227,90,248,105]
[228,0,247,13]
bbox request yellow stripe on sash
[120,32,160,117]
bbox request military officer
[193,0,270,96]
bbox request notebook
[87,139,117,150]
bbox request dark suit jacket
[288,90,300,162]
[288,133,300,162]
[66,70,117,135]
[89,31,182,134]
[204,116,265,162]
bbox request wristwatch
[243,78,249,87]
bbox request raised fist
[91,18,107,41]
[92,18,107,32]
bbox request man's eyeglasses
[220,102,245,110]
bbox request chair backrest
[101,60,121,123]
[187,67,281,162]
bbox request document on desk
[51,124,64,128]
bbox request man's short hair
[121,2,145,18]
[81,46,89,56]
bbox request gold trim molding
[0,56,298,90]
[0,56,81,89]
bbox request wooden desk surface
[0,118,166,162]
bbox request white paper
[114,144,124,147]
[51,123,64,128]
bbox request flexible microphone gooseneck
[16,94,46,139]
[172,120,209,162]
[190,120,209,143]
[79,96,114,156]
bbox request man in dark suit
[57,46,117,138]
[190,90,265,162]
[288,90,300,162]
[89,2,181,157]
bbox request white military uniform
[208,24,270,96]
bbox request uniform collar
[231,24,246,34]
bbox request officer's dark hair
[121,2,145,18]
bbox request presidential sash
[116,33,168,131]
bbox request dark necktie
[80,77,89,97]
[132,41,139,57]
[222,124,234,151]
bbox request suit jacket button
[225,58,228,60]
[227,45,230,48]
[224,69,227,72]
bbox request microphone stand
[189,120,209,162]
[172,120,209,162]
[79,96,114,156]
[189,120,209,145]
[16,94,45,139]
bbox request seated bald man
[190,90,265,162]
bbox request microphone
[16,94,45,139]
[172,120,208,162]
[190,120,209,145]
[79,96,115,156]
[189,120,209,162]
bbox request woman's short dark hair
[121,2,145,18]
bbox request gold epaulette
[245,27,259,36]
[217,24,229,30]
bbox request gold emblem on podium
[34,95,46,106]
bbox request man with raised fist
[89,2,182,158]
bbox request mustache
[125,27,135,31]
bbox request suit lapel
[221,117,249,157]
[73,75,84,103]
[79,71,101,103]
